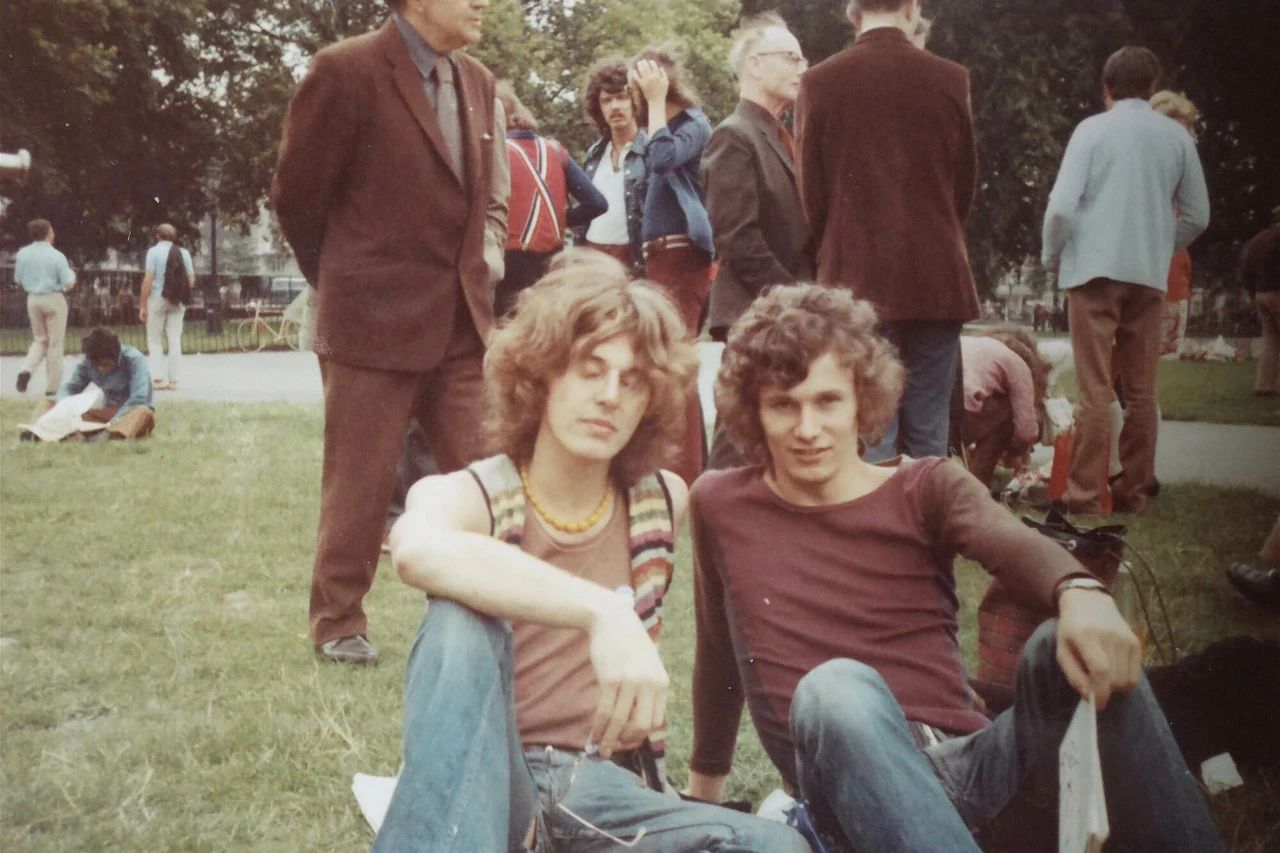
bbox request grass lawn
[1055,359,1280,427]
[2,399,1278,851]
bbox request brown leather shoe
[318,635,379,665]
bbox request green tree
[0,0,222,262]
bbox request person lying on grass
[686,284,1223,853]
[378,250,808,852]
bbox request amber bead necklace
[519,464,614,534]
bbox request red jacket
[505,134,569,253]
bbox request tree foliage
[0,0,222,262]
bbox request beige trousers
[22,292,68,393]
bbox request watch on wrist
[1054,577,1110,607]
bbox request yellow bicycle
[236,306,300,352]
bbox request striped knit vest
[466,454,677,781]
[466,454,676,640]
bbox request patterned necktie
[432,55,466,187]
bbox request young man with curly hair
[375,252,808,852]
[685,284,1222,852]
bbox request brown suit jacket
[795,28,979,323]
[272,19,497,371]
[701,100,814,340]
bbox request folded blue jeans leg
[790,658,982,853]
[926,619,1223,853]
[373,599,536,853]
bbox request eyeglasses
[754,51,808,69]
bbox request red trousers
[643,242,713,488]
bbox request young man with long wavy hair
[376,251,807,852]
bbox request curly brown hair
[484,249,698,485]
[714,285,905,464]
[630,45,700,127]
[583,57,633,136]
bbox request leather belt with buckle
[642,234,694,260]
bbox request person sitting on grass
[376,251,809,853]
[30,327,156,440]
[685,284,1223,853]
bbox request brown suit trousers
[311,307,486,645]
[1066,279,1163,513]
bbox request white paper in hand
[1059,696,1109,853]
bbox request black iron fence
[1,267,306,355]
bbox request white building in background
[197,204,301,277]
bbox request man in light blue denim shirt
[14,218,76,396]
[29,328,156,440]
[1042,46,1209,514]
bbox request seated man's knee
[415,598,508,658]
[792,658,895,741]
[1015,618,1069,686]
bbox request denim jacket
[573,131,649,271]
[637,105,714,258]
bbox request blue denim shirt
[56,345,154,423]
[574,132,649,271]
[637,105,714,257]
[14,241,74,294]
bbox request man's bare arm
[139,270,153,321]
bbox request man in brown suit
[273,0,501,664]
[701,12,813,468]
[795,0,979,462]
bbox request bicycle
[236,305,301,352]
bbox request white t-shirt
[145,241,194,306]
[584,145,631,246]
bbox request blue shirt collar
[1111,98,1153,111]
[392,11,444,80]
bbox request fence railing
[1,268,305,355]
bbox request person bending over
[31,327,155,440]
[686,284,1222,853]
[377,252,808,853]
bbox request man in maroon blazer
[795,0,979,462]
[273,0,500,664]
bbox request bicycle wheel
[236,319,265,352]
[282,319,301,351]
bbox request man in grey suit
[701,12,813,468]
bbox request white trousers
[146,299,185,383]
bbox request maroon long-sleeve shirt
[689,457,1088,786]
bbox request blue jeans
[790,620,1223,853]
[864,320,961,462]
[374,599,810,853]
